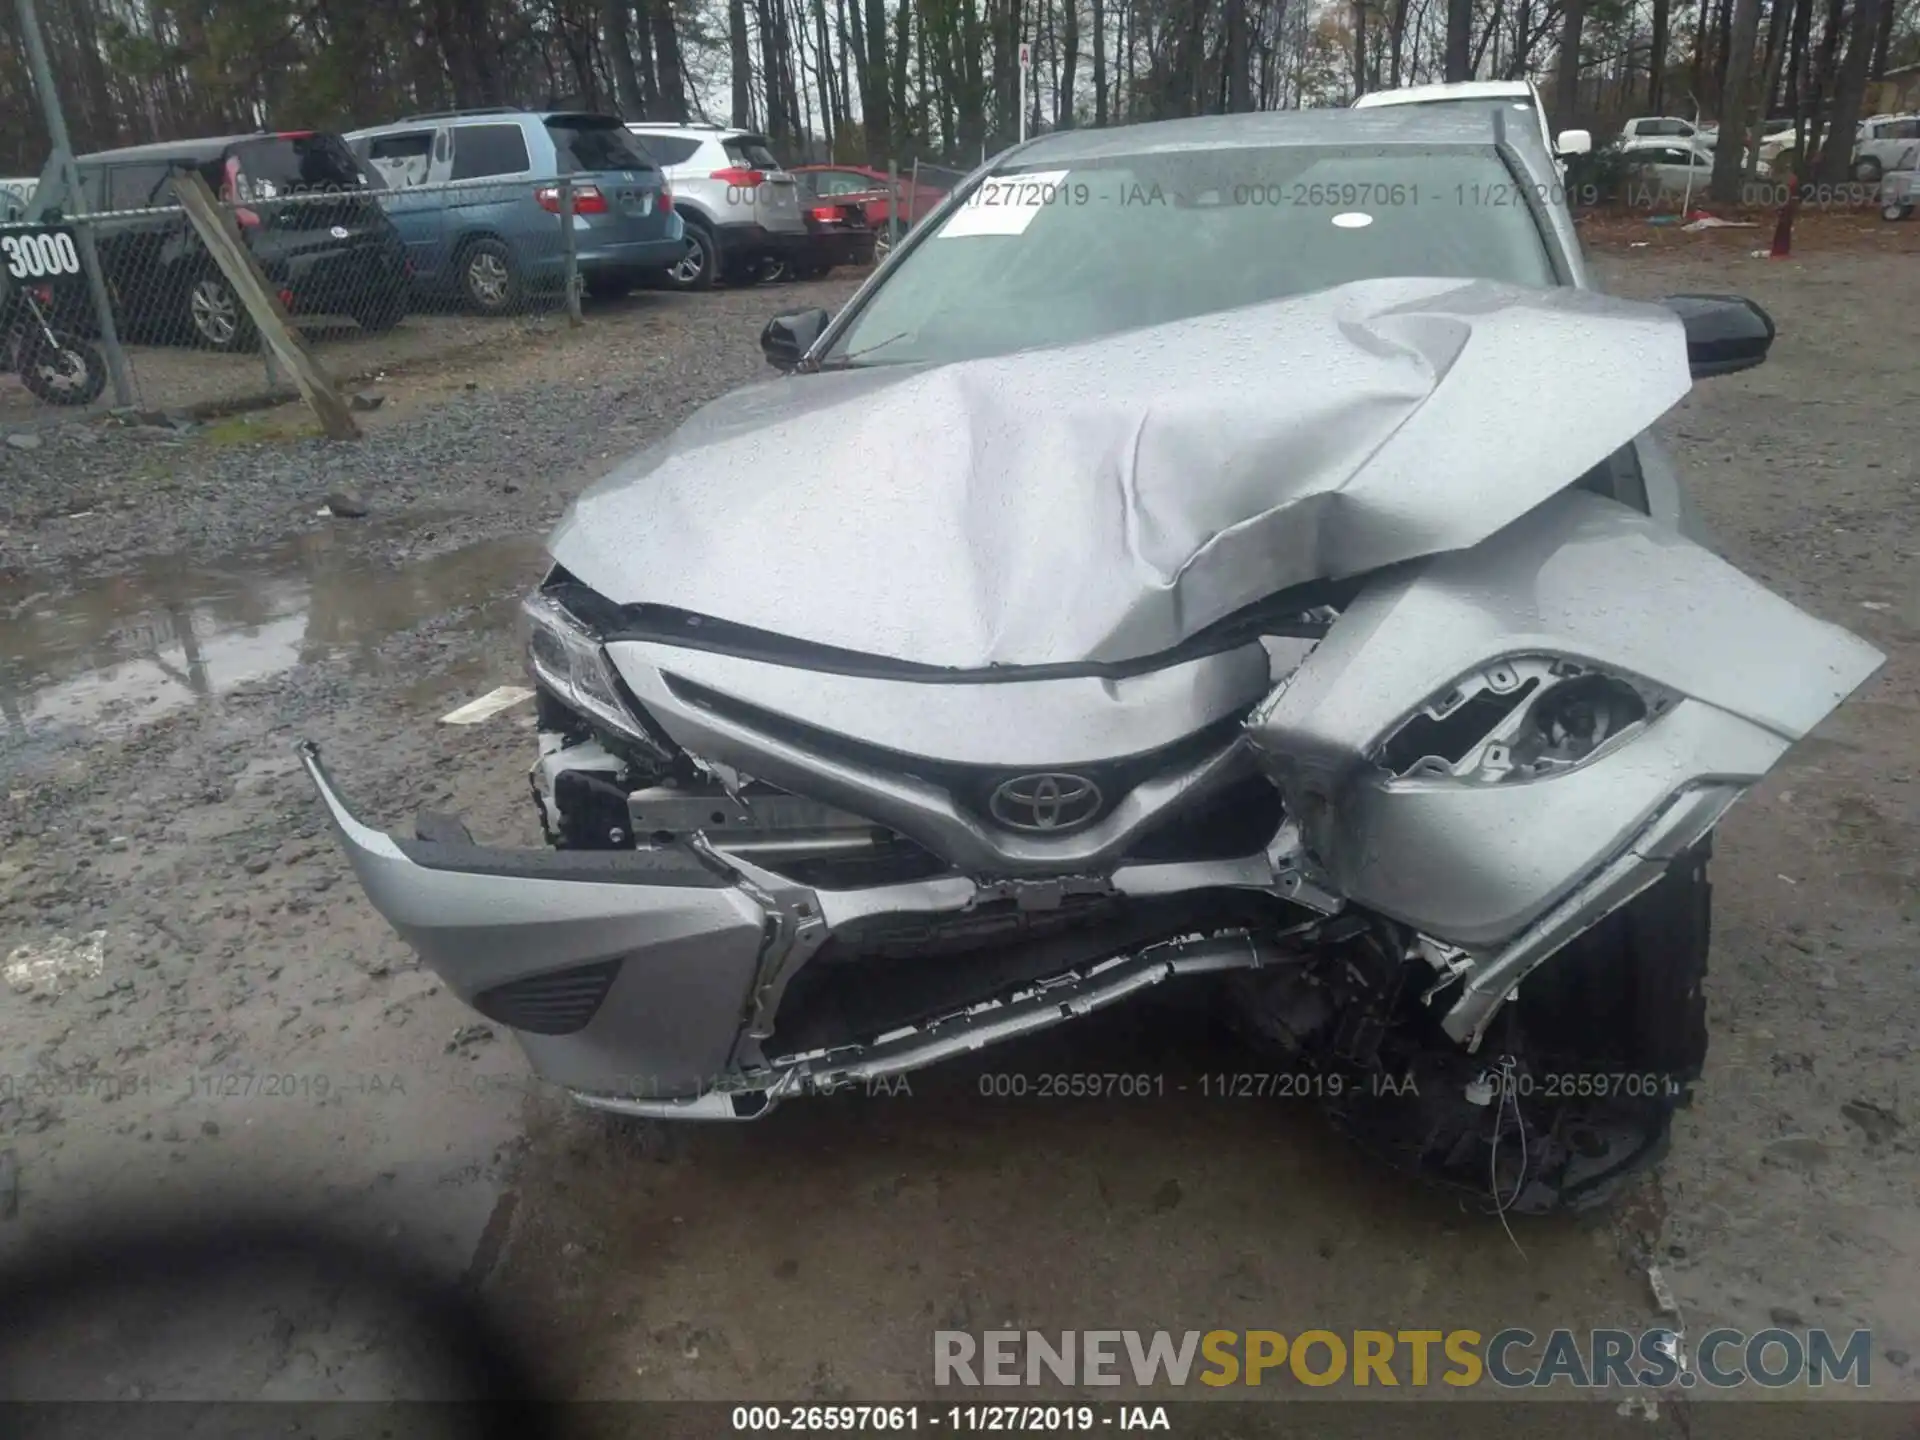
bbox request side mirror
[760,308,829,371]
[1662,293,1776,379]
[1556,129,1594,156]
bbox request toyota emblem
[329,225,350,239]
[987,773,1103,833]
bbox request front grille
[473,958,622,1035]
[662,674,1244,836]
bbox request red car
[790,165,950,258]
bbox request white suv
[1854,114,1920,182]
[624,123,806,289]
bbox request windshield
[825,144,1559,368]
[546,117,657,172]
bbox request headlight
[521,590,660,750]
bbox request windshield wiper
[813,330,912,371]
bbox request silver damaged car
[304,107,1885,1213]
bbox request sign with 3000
[1,228,82,282]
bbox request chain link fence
[1,169,686,427]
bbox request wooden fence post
[169,170,360,441]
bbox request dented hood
[549,276,1693,670]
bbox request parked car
[70,131,409,352]
[622,123,806,290]
[347,109,685,311]
[790,164,949,260]
[1618,136,1717,195]
[1352,79,1590,177]
[306,104,1883,1216]
[1617,115,1712,148]
[0,179,37,223]
[1853,113,1920,182]
[785,197,875,279]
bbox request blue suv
[345,109,687,312]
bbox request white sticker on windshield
[937,170,1073,238]
[1331,212,1374,229]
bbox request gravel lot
[0,231,1913,1418]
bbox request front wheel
[352,288,407,333]
[1228,840,1712,1215]
[1854,156,1884,183]
[18,329,107,406]
[1883,202,1914,222]
[186,275,258,352]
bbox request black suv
[73,131,409,351]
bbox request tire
[1854,156,1883,183]
[352,289,407,333]
[17,330,106,406]
[873,227,895,263]
[662,222,716,291]
[1226,839,1713,1215]
[758,254,796,284]
[185,274,258,353]
[1519,840,1712,1095]
[456,237,521,315]
[1884,202,1914,222]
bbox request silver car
[307,107,1883,1214]
[624,123,805,289]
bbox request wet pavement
[0,530,541,780]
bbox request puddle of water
[0,528,544,767]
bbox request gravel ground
[0,278,863,579]
[0,237,1913,1417]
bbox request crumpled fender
[1246,490,1885,963]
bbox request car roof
[1354,80,1536,108]
[76,135,271,165]
[1007,105,1538,167]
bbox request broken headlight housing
[521,589,656,748]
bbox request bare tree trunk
[1553,0,1585,127]
[1868,0,1894,78]
[1814,0,1882,182]
[729,0,754,124]
[1648,0,1668,110]
[1226,0,1250,107]
[1690,0,1708,104]
[1747,0,1792,175]
[1443,0,1470,79]
[605,0,645,114]
[1390,0,1412,84]
[1092,0,1108,123]
[1352,0,1367,99]
[1709,0,1762,200]
[1061,0,1082,122]
[650,0,690,117]
[865,0,892,156]
[1712,0,1734,108]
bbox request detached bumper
[299,741,1294,1116]
[300,744,767,1100]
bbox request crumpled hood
[549,276,1692,670]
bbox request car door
[356,129,445,280]
[92,160,180,325]
[444,121,534,255]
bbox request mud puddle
[0,529,541,775]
